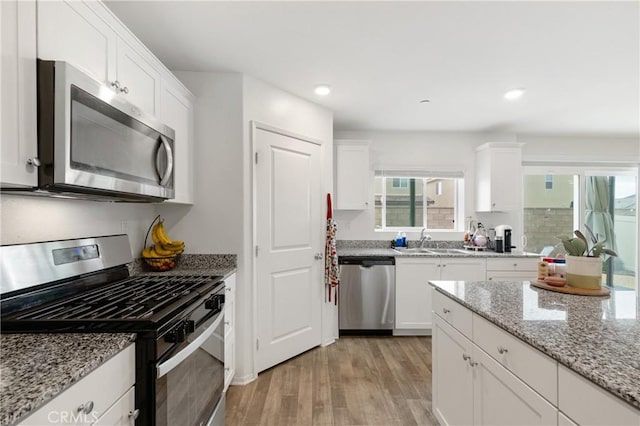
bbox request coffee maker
[494,225,513,253]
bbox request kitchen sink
[392,248,432,254]
[425,248,469,254]
[393,247,468,255]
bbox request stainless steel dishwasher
[338,256,395,334]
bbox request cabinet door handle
[129,409,140,420]
[498,346,508,354]
[462,353,471,361]
[110,80,121,90]
[120,86,129,94]
[469,360,478,367]
[224,320,230,325]
[442,308,450,314]
[77,400,94,414]
[513,263,518,267]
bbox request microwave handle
[155,136,174,186]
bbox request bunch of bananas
[141,219,185,271]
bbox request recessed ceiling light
[314,85,331,96]
[504,88,526,100]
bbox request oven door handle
[157,306,225,378]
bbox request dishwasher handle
[339,257,395,266]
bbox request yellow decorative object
[141,215,185,271]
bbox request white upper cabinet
[13,0,195,203]
[37,1,173,121]
[37,0,117,83]
[475,142,524,212]
[334,140,370,210]
[1,0,38,187]
[116,38,161,116]
[161,80,194,204]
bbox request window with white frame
[374,170,464,231]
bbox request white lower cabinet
[433,313,556,426]
[395,258,440,331]
[472,346,557,425]
[559,412,579,426]
[224,273,236,390]
[558,365,640,426]
[432,312,474,425]
[486,258,539,281]
[432,291,640,425]
[92,387,135,425]
[395,257,485,334]
[19,344,136,425]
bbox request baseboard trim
[231,373,257,386]
[321,338,336,347]
[393,329,432,336]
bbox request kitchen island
[429,279,640,425]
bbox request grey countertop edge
[337,248,540,258]
[0,333,136,426]
[430,285,640,411]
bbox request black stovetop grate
[7,275,221,321]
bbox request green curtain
[585,176,616,252]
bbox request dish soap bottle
[401,232,407,247]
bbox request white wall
[0,194,156,256]
[242,74,335,374]
[333,130,486,241]
[158,71,333,385]
[157,71,244,255]
[520,134,640,163]
[333,130,639,253]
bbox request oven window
[155,317,225,426]
[70,85,168,185]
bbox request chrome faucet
[419,228,432,248]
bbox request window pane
[523,174,576,254]
[587,175,636,290]
[374,176,458,230]
[386,178,423,227]
[426,179,456,229]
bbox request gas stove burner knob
[205,294,224,310]
[164,321,188,343]
[186,320,195,333]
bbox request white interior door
[255,125,322,373]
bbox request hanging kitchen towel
[325,193,339,304]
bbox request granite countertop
[430,280,640,410]
[130,253,237,279]
[338,247,540,258]
[0,333,136,426]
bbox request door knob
[26,157,41,167]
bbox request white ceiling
[106,1,639,136]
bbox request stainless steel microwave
[34,60,175,201]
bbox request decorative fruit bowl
[143,255,180,271]
[141,215,185,272]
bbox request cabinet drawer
[92,387,135,425]
[487,271,537,281]
[559,365,640,425]
[20,344,135,425]
[473,314,557,404]
[432,290,472,339]
[486,258,538,272]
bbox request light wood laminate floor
[226,336,436,426]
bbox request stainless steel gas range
[1,234,226,426]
